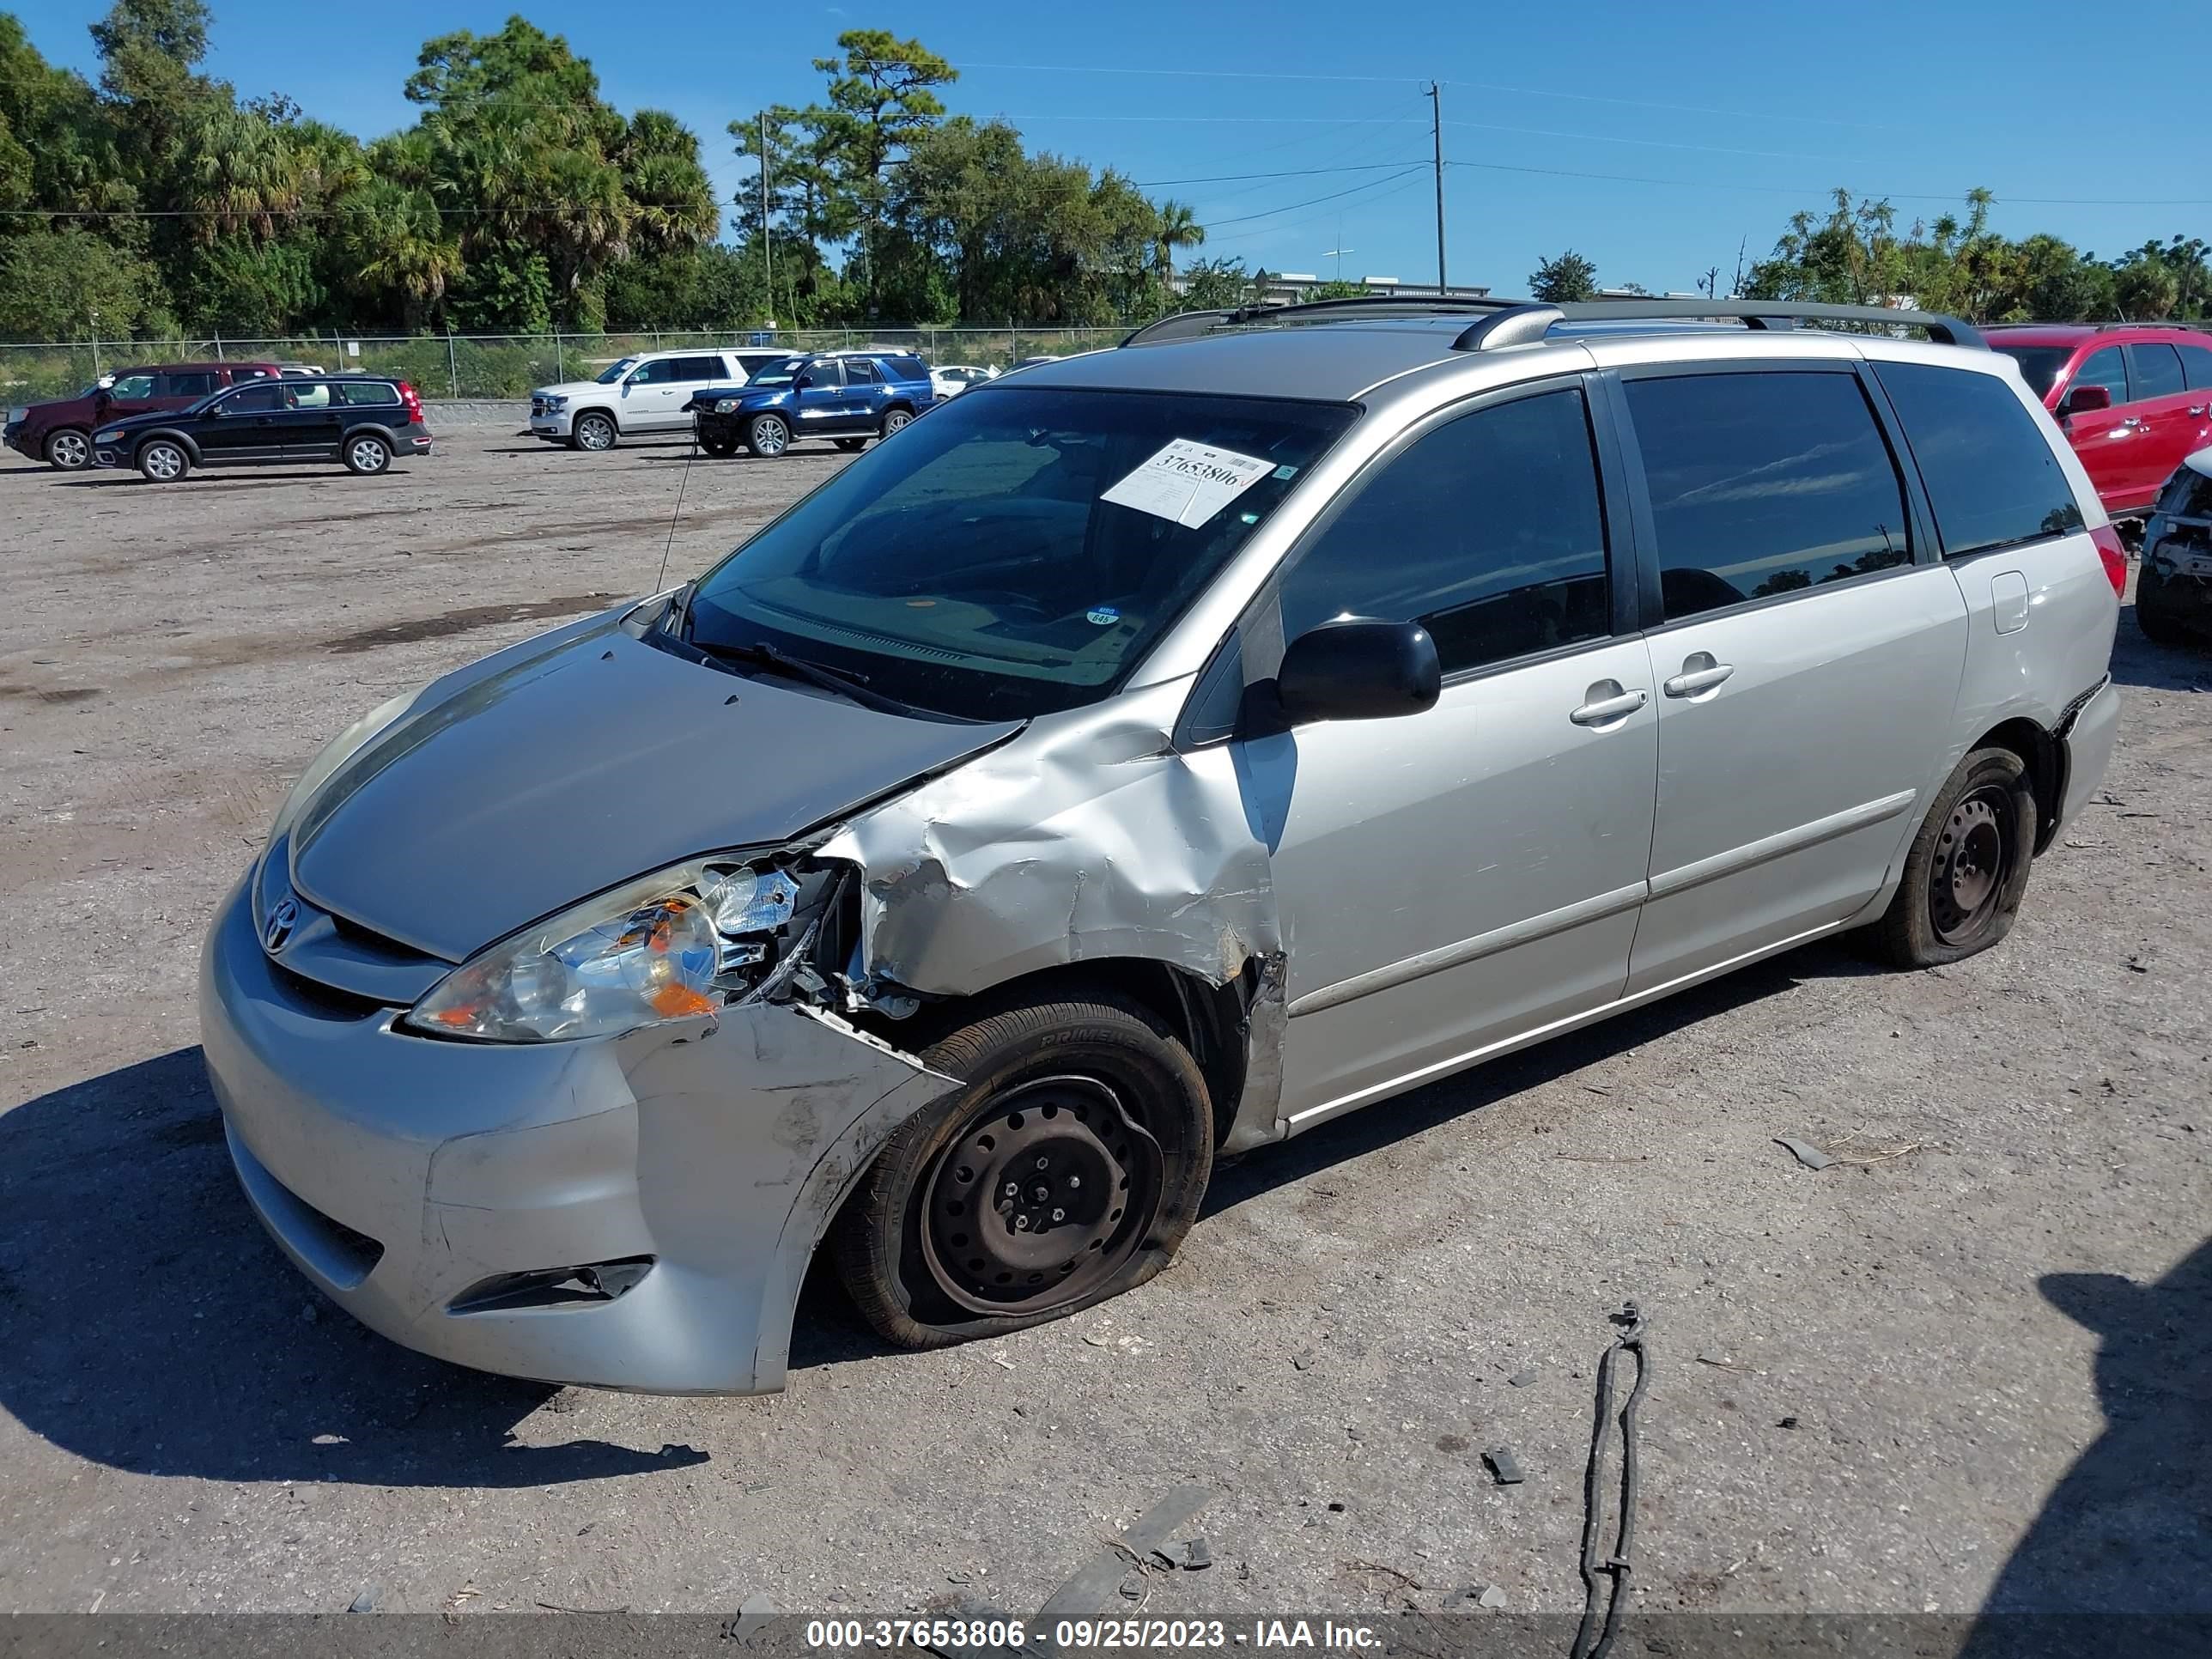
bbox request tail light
[2090,524,2128,597]
[397,380,424,424]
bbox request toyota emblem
[264,896,299,952]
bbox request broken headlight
[405,858,815,1042]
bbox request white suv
[529,348,788,451]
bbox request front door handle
[2190,404,2208,417]
[1663,654,1735,697]
[1570,684,1649,726]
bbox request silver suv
[203,300,2123,1394]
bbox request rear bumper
[198,871,957,1393]
[2056,678,2122,835]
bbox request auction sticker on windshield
[1101,438,1275,528]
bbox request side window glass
[336,381,398,406]
[803,361,842,389]
[108,374,156,399]
[628,360,671,385]
[157,371,215,398]
[675,356,722,382]
[1278,386,1611,675]
[286,383,332,410]
[2124,343,2185,400]
[846,359,880,385]
[2180,344,2212,392]
[2073,347,2130,404]
[223,385,283,413]
[1623,371,1911,621]
[1872,362,2084,557]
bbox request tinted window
[685,387,1355,720]
[336,380,400,406]
[2072,347,2129,403]
[670,356,724,382]
[800,361,843,390]
[285,383,332,409]
[108,374,156,399]
[1992,346,2071,399]
[1874,362,2084,558]
[628,359,675,385]
[222,385,283,413]
[157,371,216,398]
[2124,343,2185,400]
[1279,388,1609,673]
[846,358,880,385]
[888,355,929,381]
[1625,371,1911,620]
[2181,344,2212,392]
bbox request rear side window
[670,356,724,382]
[222,384,283,413]
[2181,344,2212,391]
[2072,347,2129,403]
[157,371,216,398]
[2124,343,2185,400]
[1623,371,1911,620]
[888,355,928,381]
[336,381,400,406]
[1873,362,2084,558]
[1279,386,1610,674]
[846,358,880,385]
[286,383,332,409]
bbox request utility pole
[1427,82,1447,294]
[759,112,775,330]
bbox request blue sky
[20,0,2212,295]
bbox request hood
[22,393,97,427]
[288,616,1020,962]
[533,380,617,400]
[97,407,181,433]
[691,383,787,406]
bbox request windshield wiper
[694,637,938,720]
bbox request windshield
[1993,345,2073,399]
[684,385,1357,721]
[748,356,804,386]
[592,357,638,386]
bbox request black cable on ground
[1571,1301,1650,1659]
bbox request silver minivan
[202,300,2124,1394]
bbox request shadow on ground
[0,1049,705,1488]
[2112,605,2211,694]
[1959,1237,2212,1652]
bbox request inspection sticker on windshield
[1101,438,1275,528]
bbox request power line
[1198,167,1432,230]
[1444,159,2212,208]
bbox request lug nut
[1051,1208,1066,1222]
[1035,1156,1050,1170]
[1067,1175,1081,1189]
[1014,1215,1031,1231]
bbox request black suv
[91,375,434,482]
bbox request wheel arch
[135,427,202,464]
[1972,714,2063,854]
[572,404,618,433]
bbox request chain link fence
[0,326,1132,405]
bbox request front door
[100,372,163,422]
[2057,345,2141,512]
[1613,365,1969,995]
[1254,380,1659,1128]
[2121,342,2203,512]
[618,359,689,431]
[197,381,289,463]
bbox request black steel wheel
[834,436,867,453]
[1867,746,2036,968]
[831,990,1213,1348]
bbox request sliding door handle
[1663,659,1736,697]
[1570,687,1649,726]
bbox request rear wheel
[744,413,790,458]
[2134,575,2189,646]
[136,439,188,483]
[834,436,867,453]
[880,407,914,439]
[1867,747,2036,968]
[569,411,617,452]
[45,428,90,471]
[831,991,1213,1349]
[343,433,392,476]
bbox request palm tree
[176,102,304,240]
[336,178,461,326]
[1153,199,1204,281]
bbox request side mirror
[1273,619,1442,727]
[793,373,814,390]
[2062,383,2112,417]
[92,389,112,413]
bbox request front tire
[700,434,737,459]
[569,411,617,452]
[831,991,1213,1349]
[834,436,867,453]
[343,433,392,476]
[46,428,91,471]
[1867,747,2036,968]
[744,413,790,458]
[135,439,188,483]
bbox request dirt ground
[0,428,2205,1629]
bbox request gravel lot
[0,428,2204,1630]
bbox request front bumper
[198,872,957,1393]
[527,403,573,439]
[3,421,26,457]
[94,447,123,469]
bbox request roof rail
[2098,319,2210,333]
[1121,293,1518,348]
[1453,299,1987,351]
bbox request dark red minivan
[3,362,282,471]
[1984,324,2212,520]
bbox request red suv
[1984,325,2212,520]
[3,362,281,471]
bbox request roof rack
[1454,299,1987,350]
[1980,319,2212,334]
[1121,295,1987,353]
[1121,293,1518,348]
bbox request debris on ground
[1777,1416,1801,1430]
[1179,1537,1211,1571]
[1572,1302,1650,1659]
[1478,1584,1509,1609]
[1483,1447,1525,1486]
[545,1389,580,1414]
[347,1583,380,1613]
[299,1302,319,1325]
[1774,1135,1836,1170]
[1508,1369,1539,1388]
